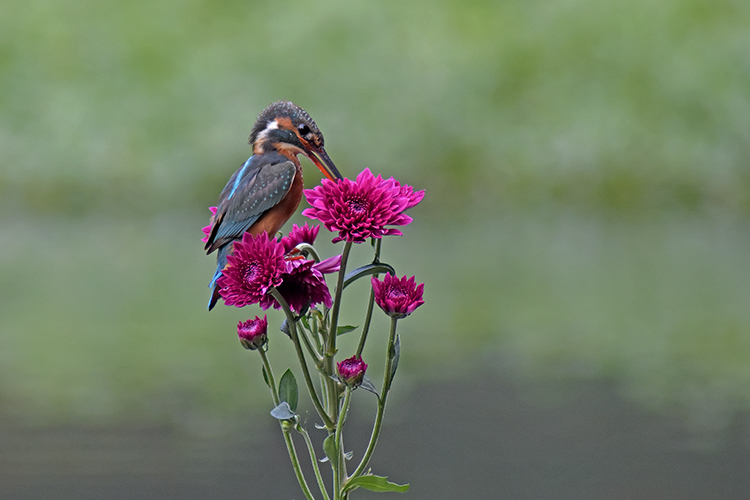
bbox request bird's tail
[207,245,230,311]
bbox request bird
[204,101,342,310]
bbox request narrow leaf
[300,315,311,330]
[336,325,359,336]
[278,369,299,412]
[261,365,270,389]
[389,334,401,385]
[344,475,410,494]
[279,319,291,338]
[343,263,396,290]
[323,435,338,467]
[270,401,296,420]
[359,375,379,397]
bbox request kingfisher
[204,101,342,310]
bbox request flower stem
[328,240,353,354]
[349,317,399,479]
[258,348,316,500]
[355,288,375,358]
[270,288,334,430]
[355,238,382,357]
[258,347,279,405]
[333,387,352,500]
[282,429,316,500]
[298,322,325,368]
[298,425,331,500]
[311,310,324,352]
[324,240,353,422]
[295,242,321,263]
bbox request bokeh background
[2,0,750,498]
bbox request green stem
[355,239,382,357]
[258,348,316,500]
[270,288,334,430]
[295,242,321,262]
[258,348,279,405]
[282,429,316,500]
[328,240,353,354]
[355,288,375,357]
[298,425,331,500]
[324,241,353,422]
[298,322,325,368]
[311,311,324,352]
[349,317,399,479]
[333,387,352,500]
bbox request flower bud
[336,355,367,388]
[371,273,425,319]
[237,315,268,350]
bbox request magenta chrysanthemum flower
[302,168,425,243]
[237,315,268,350]
[337,355,367,387]
[217,232,286,307]
[388,178,425,210]
[371,273,425,319]
[281,223,320,253]
[201,206,218,243]
[260,255,341,313]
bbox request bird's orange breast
[248,165,304,237]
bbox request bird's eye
[297,123,311,137]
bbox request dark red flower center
[388,287,407,300]
[346,196,369,214]
[243,262,262,284]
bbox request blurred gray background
[2,0,750,498]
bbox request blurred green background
[2,0,750,497]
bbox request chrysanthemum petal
[371,273,425,319]
[216,232,286,307]
[303,168,423,244]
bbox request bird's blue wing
[205,157,296,252]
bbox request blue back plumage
[227,156,253,201]
[206,153,297,310]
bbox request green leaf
[359,375,379,397]
[261,365,270,389]
[336,325,359,336]
[270,401,296,420]
[343,263,395,290]
[389,334,401,385]
[323,435,338,467]
[343,475,410,494]
[278,369,298,412]
[300,315,311,331]
[279,319,291,338]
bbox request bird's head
[249,101,342,181]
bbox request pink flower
[237,315,268,350]
[260,255,341,313]
[371,273,425,319]
[281,223,320,253]
[302,168,424,244]
[389,179,425,210]
[201,207,218,243]
[337,355,367,387]
[216,232,286,307]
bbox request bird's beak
[305,145,343,181]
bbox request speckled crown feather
[248,101,321,145]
